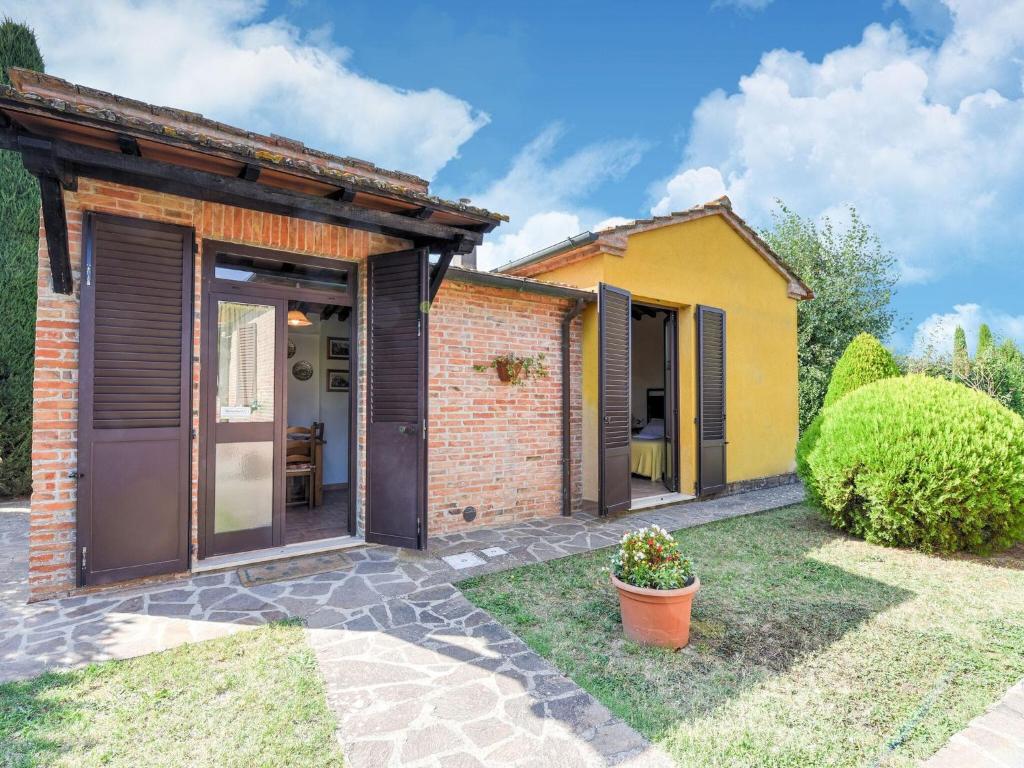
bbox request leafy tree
[761,203,901,432]
[906,324,1024,418]
[0,18,43,496]
[952,326,969,380]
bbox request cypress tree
[978,323,995,359]
[952,325,970,380]
[0,19,44,496]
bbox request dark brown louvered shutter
[599,283,631,515]
[697,305,726,496]
[77,214,193,586]
[366,249,428,548]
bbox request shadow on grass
[937,541,1024,572]
[461,506,917,740]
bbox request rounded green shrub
[806,375,1024,553]
[823,332,901,408]
[795,410,825,505]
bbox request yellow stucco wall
[533,214,799,498]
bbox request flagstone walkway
[0,486,804,766]
[923,679,1024,768]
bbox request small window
[215,252,349,293]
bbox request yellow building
[498,197,812,512]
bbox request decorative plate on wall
[287,340,296,359]
[292,360,313,381]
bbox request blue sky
[10,0,1024,353]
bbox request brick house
[1,69,806,602]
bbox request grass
[461,504,1024,767]
[0,620,343,768]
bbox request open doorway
[200,242,357,560]
[630,303,678,503]
[284,301,352,545]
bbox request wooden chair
[286,423,321,509]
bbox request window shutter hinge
[80,546,87,574]
[422,421,427,440]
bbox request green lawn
[461,504,1024,767]
[0,620,343,768]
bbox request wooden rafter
[0,129,484,252]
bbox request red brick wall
[29,178,409,600]
[428,280,583,533]
[29,177,583,600]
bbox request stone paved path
[0,487,810,765]
[923,680,1024,768]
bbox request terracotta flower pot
[611,573,700,649]
[495,359,523,383]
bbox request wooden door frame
[76,212,194,586]
[197,239,359,559]
[364,248,429,549]
[626,301,682,496]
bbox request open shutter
[366,249,428,548]
[697,305,726,496]
[599,283,631,515]
[77,214,193,585]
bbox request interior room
[284,301,352,544]
[630,305,673,501]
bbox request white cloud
[652,0,1024,284]
[470,125,646,270]
[651,166,728,215]
[6,0,488,179]
[912,303,1024,355]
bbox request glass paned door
[208,296,286,555]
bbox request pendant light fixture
[287,308,312,327]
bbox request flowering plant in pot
[473,352,548,385]
[610,525,699,649]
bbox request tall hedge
[0,19,44,496]
[806,376,1024,553]
[822,332,901,408]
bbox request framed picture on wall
[326,368,350,392]
[327,337,350,360]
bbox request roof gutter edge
[446,266,595,301]
[494,231,598,273]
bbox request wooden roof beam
[0,129,484,250]
[35,174,73,294]
[117,134,141,156]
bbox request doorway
[199,241,357,559]
[629,303,679,502]
[283,302,353,545]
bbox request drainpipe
[561,299,588,516]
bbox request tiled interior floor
[630,474,672,499]
[285,487,350,545]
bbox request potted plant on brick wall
[610,525,699,649]
[474,352,548,385]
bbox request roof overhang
[0,68,506,295]
[497,201,813,301]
